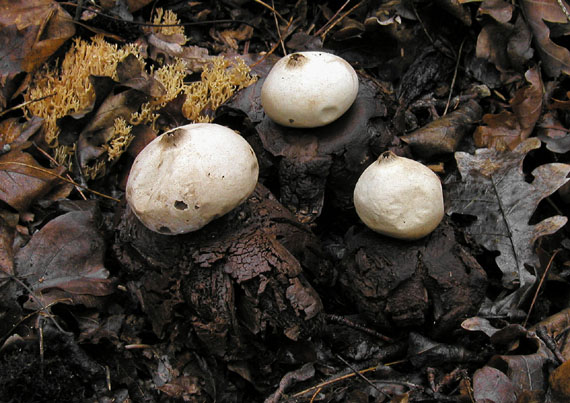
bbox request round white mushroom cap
[261,51,359,128]
[126,123,259,235]
[353,151,444,240]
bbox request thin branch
[0,161,120,202]
[443,38,465,116]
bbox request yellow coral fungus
[23,9,257,181]
[25,35,143,148]
[182,57,257,122]
[151,8,188,43]
[106,118,134,162]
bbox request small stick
[524,250,560,327]
[325,313,394,343]
[443,39,465,116]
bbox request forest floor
[2,0,570,402]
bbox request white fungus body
[353,152,444,240]
[261,51,359,128]
[126,123,259,235]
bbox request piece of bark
[338,219,487,337]
[113,184,326,358]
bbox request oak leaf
[446,138,570,315]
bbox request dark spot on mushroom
[286,53,307,68]
[174,200,188,210]
[289,119,294,124]
[194,204,200,209]
[158,226,171,233]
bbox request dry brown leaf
[510,67,543,138]
[0,0,75,108]
[520,0,570,77]
[474,67,543,150]
[0,215,15,276]
[549,360,570,399]
[14,209,115,309]
[478,0,514,23]
[0,148,66,212]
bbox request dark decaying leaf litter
[2,0,570,401]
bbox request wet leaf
[536,111,570,153]
[447,138,570,314]
[401,100,482,157]
[520,0,570,77]
[14,209,115,308]
[473,366,518,403]
[0,148,66,212]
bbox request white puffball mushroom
[126,123,259,235]
[353,151,444,240]
[261,51,359,128]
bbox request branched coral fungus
[24,9,257,180]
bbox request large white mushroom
[261,51,359,128]
[353,151,444,240]
[126,123,259,235]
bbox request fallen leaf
[478,0,514,24]
[536,111,570,153]
[473,366,518,403]
[0,148,66,212]
[510,67,543,139]
[0,215,14,276]
[530,308,570,360]
[401,100,482,157]
[14,208,115,308]
[0,0,75,107]
[549,360,570,400]
[520,0,570,77]
[446,138,570,315]
[488,350,550,395]
[474,67,543,150]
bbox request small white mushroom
[126,123,259,235]
[353,151,444,240]
[261,51,359,128]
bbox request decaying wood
[338,219,488,338]
[113,183,326,358]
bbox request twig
[524,250,560,327]
[0,161,120,202]
[249,17,294,69]
[0,94,55,119]
[292,366,377,398]
[535,325,565,364]
[412,1,435,45]
[336,354,389,398]
[252,0,288,24]
[271,0,287,56]
[325,313,394,343]
[32,143,87,201]
[314,0,351,36]
[443,39,465,116]
[0,272,71,337]
[320,1,364,42]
